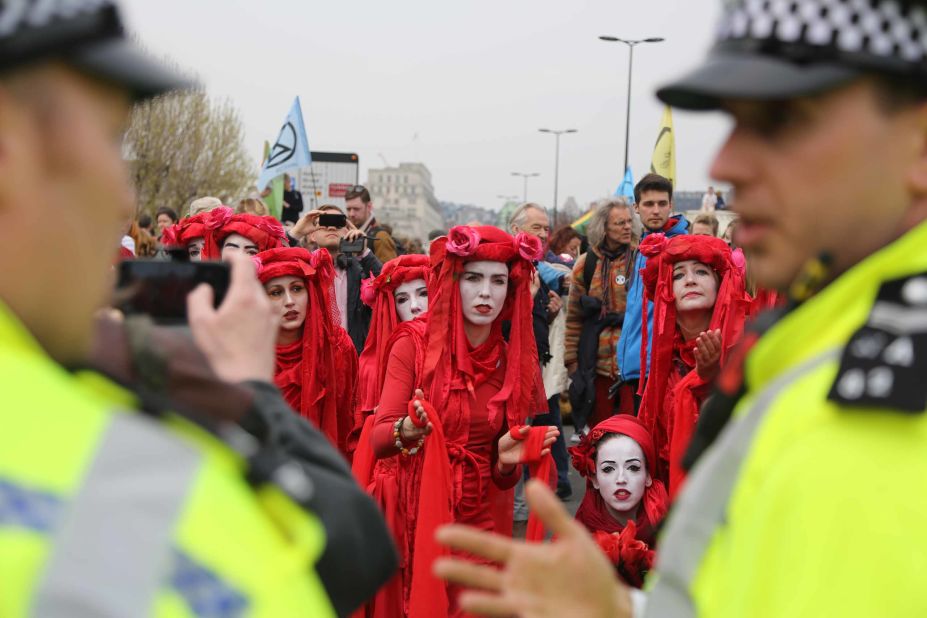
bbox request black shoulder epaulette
[828,273,927,414]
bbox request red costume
[162,206,286,259]
[371,226,548,618]
[636,234,749,496]
[351,255,430,618]
[256,247,358,456]
[570,414,668,588]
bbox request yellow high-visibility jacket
[0,301,335,617]
[648,220,927,617]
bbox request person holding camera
[292,204,383,353]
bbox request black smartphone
[339,237,367,254]
[116,260,230,324]
[318,213,347,228]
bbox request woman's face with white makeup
[458,260,508,326]
[394,278,428,322]
[592,434,651,522]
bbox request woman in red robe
[371,226,557,618]
[569,414,668,588]
[636,234,749,496]
[350,254,430,618]
[256,247,358,456]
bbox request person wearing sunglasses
[292,204,383,353]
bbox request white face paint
[672,260,719,314]
[221,233,259,259]
[592,435,651,523]
[187,237,205,261]
[458,260,508,326]
[394,278,428,322]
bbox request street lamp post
[599,35,665,176]
[511,172,540,203]
[538,128,577,225]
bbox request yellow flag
[650,105,676,188]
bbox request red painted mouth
[475,305,493,315]
[614,489,631,500]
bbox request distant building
[366,163,445,242]
[440,201,498,229]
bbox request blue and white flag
[615,166,635,202]
[257,97,311,191]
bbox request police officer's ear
[905,100,927,199]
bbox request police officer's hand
[187,253,279,384]
[695,328,723,381]
[434,480,632,618]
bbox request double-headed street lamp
[511,172,540,203]
[538,128,577,225]
[599,35,665,176]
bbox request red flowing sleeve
[334,328,359,456]
[372,334,419,458]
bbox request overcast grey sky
[121,0,732,211]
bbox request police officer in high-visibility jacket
[0,2,363,616]
[433,1,927,617]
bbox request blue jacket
[615,215,689,382]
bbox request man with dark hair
[345,184,398,263]
[615,172,689,410]
[137,212,153,235]
[436,1,927,616]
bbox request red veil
[569,414,667,587]
[161,211,210,254]
[357,254,431,418]
[636,234,749,495]
[256,247,357,456]
[408,225,548,618]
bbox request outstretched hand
[434,480,631,618]
[497,426,559,466]
[694,328,722,381]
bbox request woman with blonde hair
[236,197,269,216]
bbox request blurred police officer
[0,2,392,616]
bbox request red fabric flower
[360,274,377,307]
[638,232,667,258]
[445,225,481,257]
[204,205,233,230]
[515,232,544,261]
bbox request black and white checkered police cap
[658,0,927,110]
[0,0,191,100]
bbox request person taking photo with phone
[292,204,383,353]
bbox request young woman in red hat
[636,233,750,496]
[569,414,668,588]
[256,247,357,456]
[350,254,431,618]
[370,226,558,617]
[161,205,286,260]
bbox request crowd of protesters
[10,1,927,617]
[127,168,755,617]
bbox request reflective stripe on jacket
[0,301,335,617]
[646,219,927,617]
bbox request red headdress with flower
[424,225,547,439]
[161,211,212,254]
[569,414,668,536]
[356,254,431,414]
[203,208,287,260]
[255,247,354,452]
[636,234,749,468]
